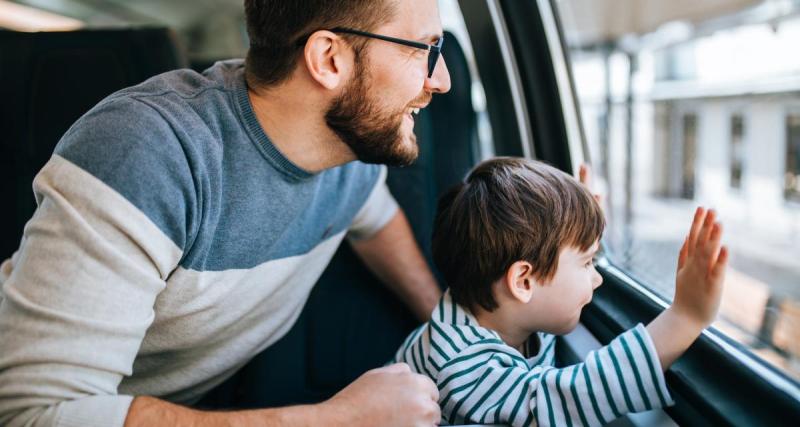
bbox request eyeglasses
[330,27,444,78]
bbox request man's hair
[244,0,396,87]
[431,157,605,313]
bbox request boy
[393,157,728,426]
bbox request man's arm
[124,363,440,427]
[125,397,322,427]
[350,209,442,321]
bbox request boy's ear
[505,261,535,304]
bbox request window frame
[730,113,745,191]
[785,110,800,203]
[467,0,800,424]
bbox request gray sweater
[0,60,397,427]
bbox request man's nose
[425,55,451,94]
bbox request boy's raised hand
[578,163,603,207]
[646,207,729,370]
[672,207,728,329]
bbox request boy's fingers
[711,246,729,279]
[677,236,688,270]
[704,222,723,269]
[694,209,715,259]
[700,210,717,247]
[687,207,706,257]
[579,163,593,188]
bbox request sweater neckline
[233,69,314,182]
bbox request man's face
[527,241,603,335]
[325,0,451,166]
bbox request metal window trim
[535,0,586,170]
[486,0,535,159]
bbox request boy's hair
[244,0,396,87]
[432,157,604,313]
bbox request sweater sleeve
[436,324,674,427]
[0,98,189,427]
[346,165,399,241]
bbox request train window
[555,0,800,383]
[730,114,745,190]
[681,112,697,199]
[787,112,800,202]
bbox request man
[0,0,451,425]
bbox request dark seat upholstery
[0,28,186,259]
[197,31,480,409]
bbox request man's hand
[672,207,728,329]
[319,363,441,427]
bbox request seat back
[0,28,186,259]
[197,31,480,409]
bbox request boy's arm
[646,207,728,369]
[435,331,672,427]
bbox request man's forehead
[382,0,443,40]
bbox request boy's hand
[672,207,728,329]
[647,207,729,370]
[578,163,603,207]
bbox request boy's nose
[592,270,603,290]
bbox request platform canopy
[556,0,764,47]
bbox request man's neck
[247,82,355,173]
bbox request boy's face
[528,240,603,335]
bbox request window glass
[787,113,800,202]
[439,0,495,160]
[556,0,800,382]
[730,114,745,190]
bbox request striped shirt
[393,291,674,426]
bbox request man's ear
[504,261,535,303]
[303,30,352,90]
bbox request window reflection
[556,0,800,382]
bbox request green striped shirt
[392,291,674,426]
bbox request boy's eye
[585,260,594,268]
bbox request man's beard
[325,57,431,167]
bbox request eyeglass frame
[329,27,444,78]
